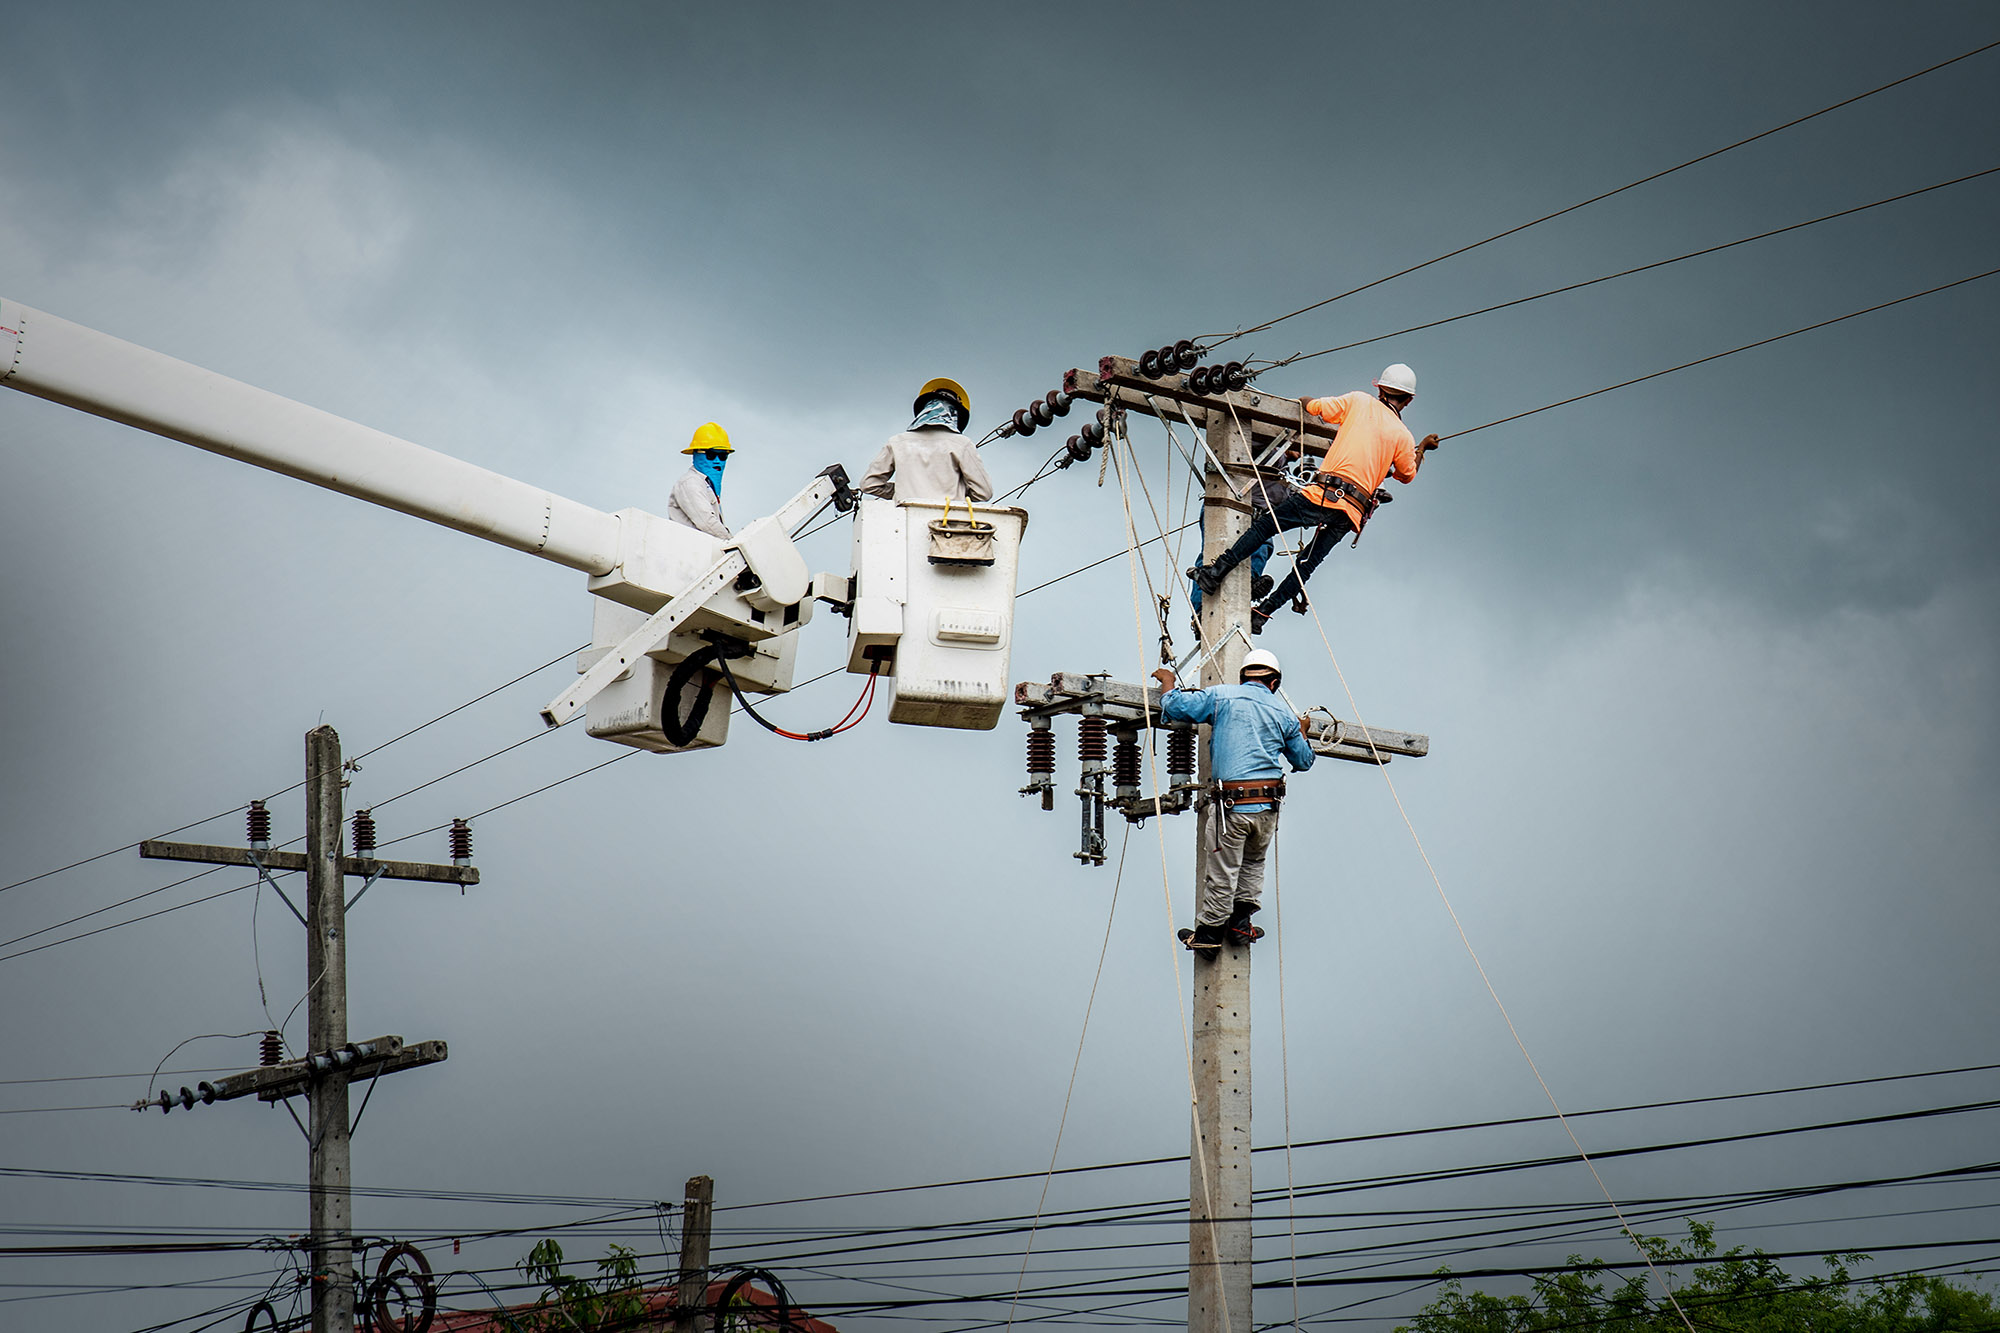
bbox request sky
[2,2,1998,1329]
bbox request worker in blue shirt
[1151,648,1315,952]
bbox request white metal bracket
[539,472,845,729]
[540,549,746,729]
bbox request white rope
[1252,403,1701,1333]
[1110,428,1237,1333]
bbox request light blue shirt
[1161,682,1314,811]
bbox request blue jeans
[1189,515,1272,612]
[1209,491,1355,614]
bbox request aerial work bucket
[847,497,1030,730]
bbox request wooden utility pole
[676,1174,715,1333]
[1188,407,1256,1333]
[137,725,474,1333]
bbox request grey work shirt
[858,427,996,504]
[665,466,731,540]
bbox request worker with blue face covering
[666,421,734,540]
[858,378,996,503]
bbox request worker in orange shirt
[1187,363,1438,631]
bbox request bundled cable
[720,660,882,743]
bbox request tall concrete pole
[306,725,354,1333]
[1189,412,1254,1333]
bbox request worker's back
[859,429,995,504]
[1163,683,1313,783]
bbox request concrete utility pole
[676,1174,715,1333]
[137,725,475,1333]
[1189,407,1255,1333]
[1009,354,1432,1333]
[305,725,354,1333]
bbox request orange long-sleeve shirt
[1299,391,1418,525]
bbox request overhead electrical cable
[1201,35,2000,349]
[1258,162,2000,370]
[0,642,582,900]
[1440,265,2000,441]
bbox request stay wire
[1260,162,2000,371]
[1279,533,1700,1333]
[1109,424,1237,1333]
[1201,36,2000,349]
[1441,265,2000,441]
[1272,839,1300,1332]
[1003,823,1130,1332]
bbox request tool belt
[1214,778,1287,808]
[1313,472,1380,519]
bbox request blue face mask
[692,450,727,495]
[909,396,965,432]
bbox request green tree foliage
[516,1239,646,1332]
[1397,1221,1998,1333]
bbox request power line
[719,1059,2000,1212]
[0,644,583,901]
[1441,265,2000,441]
[1259,162,2000,371]
[1203,36,2000,349]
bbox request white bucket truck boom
[0,297,1027,750]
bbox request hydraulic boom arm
[0,298,621,574]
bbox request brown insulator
[1224,361,1247,390]
[246,800,271,848]
[350,808,377,859]
[1137,347,1161,377]
[1047,389,1072,417]
[1173,339,1198,371]
[449,818,472,865]
[1026,726,1055,776]
[1031,397,1055,427]
[1077,715,1107,764]
[1188,366,1212,394]
[1167,726,1196,779]
[1012,407,1036,437]
[1113,732,1141,790]
[260,1030,283,1067]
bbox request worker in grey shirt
[859,377,995,503]
[666,421,734,540]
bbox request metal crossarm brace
[1015,673,1429,764]
[1065,355,1341,451]
[132,1037,448,1110]
[140,841,479,886]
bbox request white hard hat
[1375,363,1417,397]
[1241,648,1284,679]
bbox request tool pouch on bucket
[927,497,998,567]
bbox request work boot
[1186,563,1221,596]
[1178,923,1225,953]
[1225,902,1264,944]
[1250,607,1271,635]
[1252,573,1274,601]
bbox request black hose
[661,645,735,747]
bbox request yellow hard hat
[913,377,971,418]
[683,422,733,455]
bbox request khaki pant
[1197,807,1280,928]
